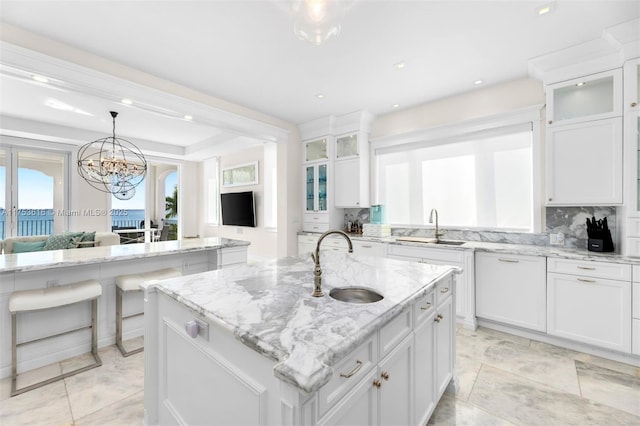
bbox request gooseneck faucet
[311,230,353,297]
[429,208,445,243]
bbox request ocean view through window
[0,148,68,239]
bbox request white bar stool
[115,268,181,356]
[9,279,102,396]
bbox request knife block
[588,230,614,252]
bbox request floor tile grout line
[460,363,521,426]
[74,389,144,424]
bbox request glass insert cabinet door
[305,138,328,162]
[336,134,358,159]
[305,163,328,212]
[547,69,622,125]
[318,164,327,211]
[306,165,315,212]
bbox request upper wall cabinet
[545,69,624,206]
[546,69,622,127]
[305,138,329,163]
[623,58,640,256]
[334,132,370,208]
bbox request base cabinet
[318,369,378,426]
[547,272,631,353]
[387,244,475,329]
[475,252,547,332]
[435,295,454,398]
[146,274,457,426]
[547,258,632,353]
[378,335,414,426]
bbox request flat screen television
[220,191,256,227]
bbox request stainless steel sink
[329,287,384,304]
[428,240,466,246]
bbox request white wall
[202,146,278,259]
[371,78,545,139]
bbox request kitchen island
[142,251,459,426]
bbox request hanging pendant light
[291,0,352,45]
[77,111,147,196]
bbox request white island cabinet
[143,252,458,426]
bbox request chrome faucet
[310,230,353,297]
[429,208,445,242]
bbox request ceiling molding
[0,114,186,158]
[0,41,291,149]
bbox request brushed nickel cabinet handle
[361,245,373,248]
[577,278,596,283]
[373,379,382,389]
[381,371,390,381]
[440,287,449,293]
[420,302,432,310]
[577,266,596,270]
[632,102,638,107]
[498,258,519,263]
[340,360,363,378]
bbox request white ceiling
[0,0,639,155]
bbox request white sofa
[2,232,120,254]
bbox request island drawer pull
[361,245,373,248]
[498,258,519,263]
[373,379,382,389]
[440,287,449,293]
[381,371,390,381]
[420,302,432,310]
[577,266,596,270]
[340,360,363,378]
[577,278,596,283]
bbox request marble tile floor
[1,329,638,425]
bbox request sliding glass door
[0,145,69,238]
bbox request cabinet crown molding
[299,110,374,141]
[528,18,640,84]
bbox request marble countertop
[142,251,458,393]
[0,237,249,273]
[299,232,640,264]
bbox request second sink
[329,287,384,304]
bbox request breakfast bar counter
[0,237,249,380]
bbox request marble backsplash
[343,206,617,250]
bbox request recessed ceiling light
[315,93,325,99]
[474,80,483,85]
[184,115,193,120]
[394,61,406,70]
[392,104,400,108]
[121,98,133,105]
[537,2,555,15]
[32,75,49,83]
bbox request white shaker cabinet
[333,132,370,208]
[387,244,476,330]
[547,258,632,353]
[546,117,623,205]
[545,68,623,206]
[623,58,640,256]
[475,252,547,332]
[631,265,640,355]
[352,240,386,258]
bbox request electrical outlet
[46,280,59,288]
[550,232,565,246]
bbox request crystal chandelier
[77,111,147,200]
[291,0,351,45]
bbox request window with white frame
[375,123,534,231]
